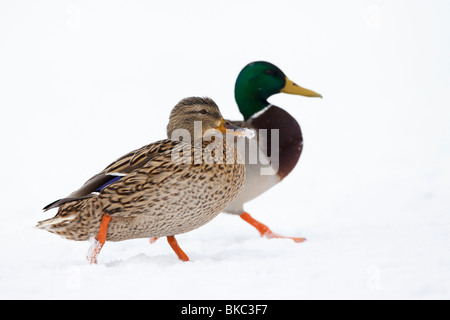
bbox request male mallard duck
[37,97,248,263]
[223,61,322,242]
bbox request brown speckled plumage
[37,97,245,252]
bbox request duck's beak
[216,119,255,138]
[281,77,322,98]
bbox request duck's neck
[235,85,271,121]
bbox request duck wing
[43,139,180,211]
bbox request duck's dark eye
[199,109,208,115]
[265,69,276,76]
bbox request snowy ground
[1,1,449,299]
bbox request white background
[0,0,449,299]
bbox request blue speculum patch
[95,175,123,192]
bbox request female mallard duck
[223,61,322,242]
[37,97,248,263]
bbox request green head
[234,61,322,120]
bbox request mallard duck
[223,61,322,242]
[37,97,248,263]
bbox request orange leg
[166,236,190,262]
[149,237,159,244]
[240,212,306,243]
[88,213,112,264]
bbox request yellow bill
[216,119,255,138]
[281,77,322,98]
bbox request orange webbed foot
[240,212,306,243]
[166,236,190,262]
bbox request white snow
[0,0,449,299]
[237,128,256,139]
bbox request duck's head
[235,61,322,120]
[167,97,250,141]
